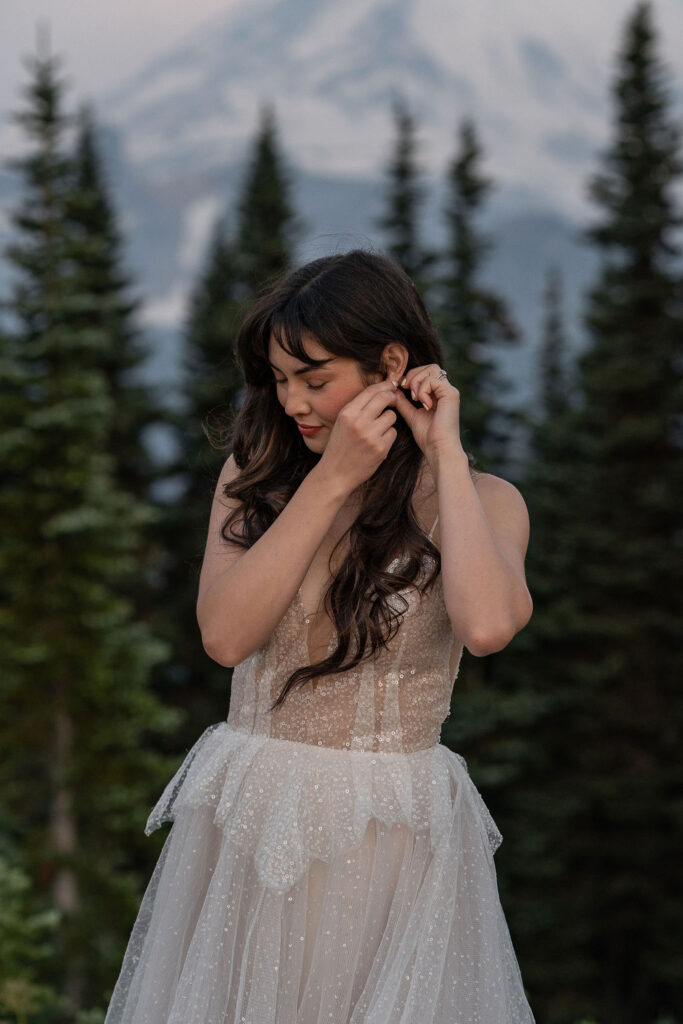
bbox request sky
[1,2,257,163]
[1,1,242,115]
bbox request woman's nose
[284,389,310,418]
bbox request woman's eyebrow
[268,358,337,375]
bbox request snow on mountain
[2,0,682,408]
[96,0,683,218]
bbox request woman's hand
[318,380,400,495]
[392,364,466,463]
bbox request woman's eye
[274,379,325,390]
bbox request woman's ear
[380,343,408,384]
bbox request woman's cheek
[328,384,364,419]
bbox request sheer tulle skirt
[103,724,535,1023]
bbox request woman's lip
[297,423,323,433]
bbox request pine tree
[233,101,305,297]
[435,117,521,473]
[375,95,436,295]
[523,266,581,651]
[491,5,683,1020]
[562,4,683,1018]
[479,266,587,1017]
[151,216,245,750]
[0,850,61,1021]
[0,45,179,1012]
[538,267,570,421]
[64,101,179,673]
[65,101,171,498]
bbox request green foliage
[374,95,437,295]
[233,101,306,296]
[486,4,683,1021]
[435,116,537,1017]
[0,855,60,1022]
[434,116,522,474]
[0,45,180,1012]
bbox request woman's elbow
[465,600,533,658]
[465,628,511,658]
[201,630,240,668]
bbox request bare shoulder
[471,471,531,566]
[472,470,527,505]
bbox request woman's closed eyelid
[274,378,325,390]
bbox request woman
[104,249,536,1022]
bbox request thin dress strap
[428,513,439,540]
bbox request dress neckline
[297,513,439,619]
[295,513,440,671]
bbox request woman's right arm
[196,455,351,666]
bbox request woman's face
[268,330,377,448]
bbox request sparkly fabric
[104,515,536,1023]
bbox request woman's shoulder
[470,469,526,503]
[469,471,531,549]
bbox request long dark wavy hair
[209,248,477,711]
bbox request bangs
[267,298,334,370]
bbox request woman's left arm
[431,447,533,656]
[392,366,533,656]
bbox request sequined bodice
[227,514,464,753]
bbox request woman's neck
[340,457,434,513]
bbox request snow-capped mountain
[99,0,622,217]
[2,0,682,412]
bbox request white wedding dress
[104,514,536,1023]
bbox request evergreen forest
[0,3,681,1022]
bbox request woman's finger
[405,367,442,408]
[402,365,441,401]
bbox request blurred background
[0,1,681,1021]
